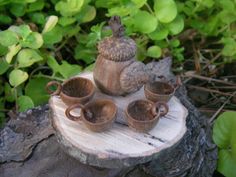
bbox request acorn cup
[125,100,169,132]
[144,76,181,103]
[46,77,95,106]
[65,99,117,132]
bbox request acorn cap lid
[98,16,136,61]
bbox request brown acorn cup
[125,100,169,132]
[65,99,117,132]
[144,76,181,103]
[46,77,95,106]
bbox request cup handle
[65,103,85,121]
[151,102,169,117]
[46,81,62,96]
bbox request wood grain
[50,72,188,168]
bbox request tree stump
[1,58,217,177]
[50,73,188,168]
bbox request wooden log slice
[49,72,188,168]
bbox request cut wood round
[49,72,188,168]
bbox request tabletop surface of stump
[50,72,188,168]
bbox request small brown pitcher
[46,77,95,106]
[125,100,169,132]
[65,99,117,132]
[144,76,181,103]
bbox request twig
[192,41,201,73]
[209,91,236,124]
[220,75,236,79]
[209,86,236,89]
[202,52,221,70]
[187,85,233,97]
[29,66,51,78]
[55,38,68,52]
[0,108,10,112]
[184,73,236,86]
[33,75,64,81]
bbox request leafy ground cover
[0,0,236,176]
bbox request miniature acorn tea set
[46,16,179,133]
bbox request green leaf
[63,25,81,37]
[0,44,8,56]
[213,111,236,149]
[154,0,177,23]
[131,0,146,8]
[203,16,220,36]
[0,14,12,24]
[221,38,236,57]
[17,49,43,68]
[133,10,158,34]
[147,46,162,58]
[108,6,137,17]
[74,45,96,64]
[0,58,9,75]
[218,10,236,24]
[218,0,234,11]
[27,0,44,12]
[47,56,82,78]
[9,69,28,87]
[95,0,118,8]
[25,77,50,106]
[4,83,15,102]
[55,0,84,16]
[58,17,76,26]
[200,0,214,8]
[46,56,60,74]
[10,3,26,17]
[42,15,58,33]
[21,32,43,49]
[167,15,184,35]
[136,43,146,61]
[9,25,32,39]
[30,12,46,25]
[83,63,95,72]
[43,25,63,45]
[148,27,168,40]
[213,111,236,176]
[217,149,236,177]
[59,61,82,78]
[75,5,96,23]
[17,95,34,112]
[170,39,180,47]
[5,44,21,64]
[0,30,19,47]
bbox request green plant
[95,0,185,61]
[0,0,186,126]
[179,0,236,63]
[213,111,236,177]
[0,19,56,111]
[0,0,99,125]
[1,0,236,127]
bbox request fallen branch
[183,72,236,86]
[187,85,233,97]
[209,91,236,124]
